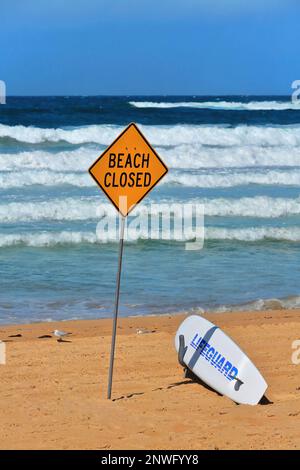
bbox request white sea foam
[0,148,97,172]
[215,295,300,312]
[205,226,300,242]
[0,198,101,222]
[0,231,99,247]
[0,170,90,188]
[0,196,300,223]
[0,123,119,145]
[167,169,300,188]
[203,196,300,218]
[1,144,300,174]
[129,100,300,111]
[1,225,300,247]
[1,168,299,189]
[164,144,300,169]
[0,229,201,247]
[1,123,300,148]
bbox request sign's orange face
[89,123,168,217]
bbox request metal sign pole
[88,124,168,400]
[107,215,126,399]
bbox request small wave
[0,231,99,247]
[2,145,300,173]
[129,100,300,111]
[2,123,300,148]
[0,196,300,223]
[168,169,300,188]
[0,229,201,247]
[0,123,120,145]
[0,170,90,189]
[0,148,97,172]
[1,168,299,189]
[203,196,300,218]
[216,295,300,312]
[1,225,300,247]
[165,144,300,169]
[205,226,300,242]
[0,198,101,222]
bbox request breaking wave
[2,123,300,148]
[0,196,300,223]
[129,100,300,111]
[205,226,300,242]
[2,144,300,173]
[215,295,300,312]
[0,170,90,189]
[1,226,300,247]
[167,169,300,188]
[203,196,300,218]
[1,168,300,189]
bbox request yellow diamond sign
[89,123,168,217]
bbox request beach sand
[0,309,299,450]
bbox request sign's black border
[88,123,168,217]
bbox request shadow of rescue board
[175,315,268,405]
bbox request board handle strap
[178,334,188,367]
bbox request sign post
[107,215,125,399]
[89,123,168,399]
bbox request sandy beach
[0,309,299,450]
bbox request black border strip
[0,449,296,461]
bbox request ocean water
[0,95,300,324]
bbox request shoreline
[1,305,299,333]
[2,300,300,328]
[0,299,300,328]
[0,308,300,449]
[2,292,300,328]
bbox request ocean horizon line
[3,94,294,98]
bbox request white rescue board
[175,315,267,405]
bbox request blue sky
[1,0,300,95]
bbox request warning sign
[89,123,168,217]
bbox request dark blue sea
[0,96,300,324]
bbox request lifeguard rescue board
[175,315,268,405]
